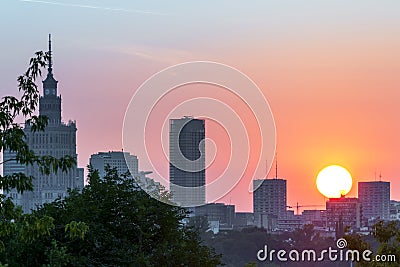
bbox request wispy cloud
[17,0,168,16]
[98,44,194,65]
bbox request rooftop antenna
[379,172,382,182]
[48,34,53,73]
[275,153,278,179]
[374,170,377,181]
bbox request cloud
[17,0,168,16]
[98,44,194,65]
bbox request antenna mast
[48,34,53,73]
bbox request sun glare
[316,165,353,198]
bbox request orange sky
[1,1,400,212]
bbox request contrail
[18,0,168,16]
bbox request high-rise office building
[358,181,390,221]
[253,178,287,228]
[90,151,138,178]
[3,35,84,213]
[90,151,161,195]
[169,116,205,207]
[326,196,362,237]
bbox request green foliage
[345,220,400,267]
[344,233,372,267]
[205,225,338,266]
[291,223,317,247]
[65,221,89,240]
[1,50,220,266]
[188,215,214,241]
[0,167,222,266]
[43,240,71,267]
[0,51,77,194]
[0,51,83,265]
[371,220,398,243]
[370,221,400,267]
[19,214,55,242]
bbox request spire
[48,34,53,74]
[43,34,58,96]
[40,34,61,124]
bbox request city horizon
[1,1,400,213]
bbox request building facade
[3,35,84,213]
[301,209,327,227]
[169,116,206,207]
[358,181,390,222]
[326,196,362,237]
[90,151,138,178]
[195,203,235,228]
[389,200,400,221]
[233,212,255,229]
[277,210,301,231]
[253,178,287,228]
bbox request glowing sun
[316,165,353,198]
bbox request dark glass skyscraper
[3,35,84,213]
[169,116,205,207]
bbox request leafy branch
[0,51,76,194]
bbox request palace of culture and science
[3,35,84,213]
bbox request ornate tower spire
[43,33,58,96]
[48,34,53,74]
[40,34,61,124]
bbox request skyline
[1,1,400,212]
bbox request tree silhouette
[0,51,84,265]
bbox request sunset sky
[1,0,400,212]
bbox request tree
[344,220,400,267]
[187,215,214,241]
[0,51,76,192]
[1,49,221,266]
[343,232,372,267]
[371,220,400,266]
[0,51,83,265]
[2,167,222,266]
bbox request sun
[316,165,353,198]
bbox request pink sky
[1,1,400,212]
